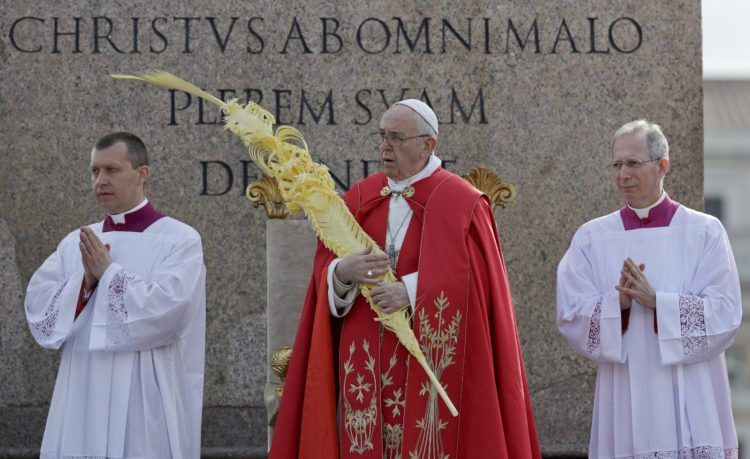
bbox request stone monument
[0,1,703,456]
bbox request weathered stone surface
[0,220,58,452]
[0,1,702,455]
[264,219,315,443]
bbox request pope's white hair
[612,119,669,160]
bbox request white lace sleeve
[557,236,626,364]
[88,233,205,353]
[655,222,742,365]
[586,297,603,356]
[656,290,739,365]
[104,268,136,348]
[678,294,709,357]
[28,279,68,343]
[25,245,85,349]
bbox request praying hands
[79,227,111,290]
[615,257,656,310]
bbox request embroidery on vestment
[105,269,135,348]
[409,291,461,459]
[343,339,378,454]
[384,421,404,459]
[587,297,603,355]
[30,280,68,342]
[679,294,708,356]
[382,352,406,459]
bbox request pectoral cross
[386,243,399,270]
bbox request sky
[703,0,750,79]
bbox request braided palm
[112,71,457,416]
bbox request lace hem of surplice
[629,445,737,459]
[41,455,108,459]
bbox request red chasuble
[271,169,540,459]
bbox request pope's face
[378,105,435,181]
[90,142,148,214]
[611,132,668,208]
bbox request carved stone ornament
[249,167,515,219]
[268,346,293,427]
[462,166,517,210]
[246,174,289,219]
[271,346,293,397]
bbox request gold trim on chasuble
[383,351,407,459]
[409,292,462,459]
[343,340,378,454]
[342,337,409,458]
[343,291,460,458]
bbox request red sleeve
[622,308,631,333]
[74,280,95,319]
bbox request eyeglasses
[370,131,430,147]
[609,159,660,171]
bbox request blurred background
[703,0,750,456]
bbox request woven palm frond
[112,70,457,416]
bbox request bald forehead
[380,105,419,134]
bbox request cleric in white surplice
[557,120,741,458]
[25,132,206,459]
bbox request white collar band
[627,191,666,219]
[388,155,442,192]
[109,198,149,224]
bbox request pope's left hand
[370,282,410,314]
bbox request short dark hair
[94,132,149,168]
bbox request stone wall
[0,1,703,455]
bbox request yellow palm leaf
[112,71,457,417]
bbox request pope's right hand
[335,246,390,285]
